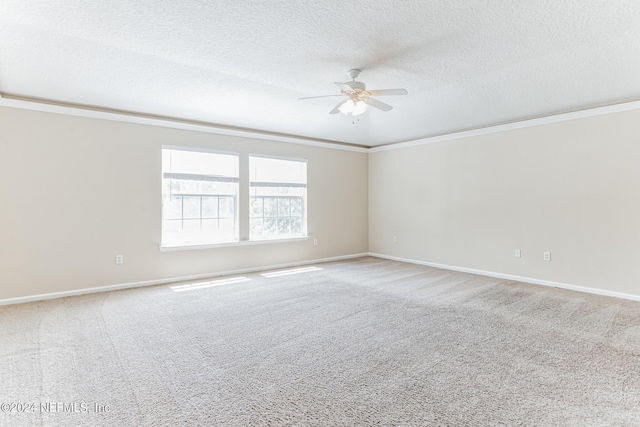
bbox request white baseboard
[0,253,369,306]
[368,252,640,302]
[6,252,637,306]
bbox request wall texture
[369,109,640,297]
[0,107,369,300]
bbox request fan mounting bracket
[347,69,361,80]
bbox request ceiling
[1,1,640,148]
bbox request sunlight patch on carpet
[170,276,251,292]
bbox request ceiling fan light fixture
[338,99,368,116]
[352,100,369,116]
[338,99,355,114]
[298,69,407,116]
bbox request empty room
[1,1,639,425]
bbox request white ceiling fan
[298,69,408,117]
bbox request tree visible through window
[162,148,239,247]
[249,156,307,240]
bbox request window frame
[248,153,308,241]
[159,148,309,251]
[161,146,240,249]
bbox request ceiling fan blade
[363,97,393,112]
[298,94,342,100]
[334,82,353,92]
[329,100,346,114]
[366,89,408,96]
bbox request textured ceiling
[1,1,640,147]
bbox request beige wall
[369,109,640,297]
[0,107,369,300]
[3,104,639,301]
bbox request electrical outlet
[393,235,397,244]
[313,239,318,246]
[543,252,551,262]
[514,249,521,258]
[115,255,124,265]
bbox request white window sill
[160,236,309,252]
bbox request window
[160,149,308,249]
[249,155,307,240]
[162,148,239,247]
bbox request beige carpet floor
[1,256,639,426]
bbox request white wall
[369,109,640,297]
[0,107,369,300]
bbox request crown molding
[0,94,369,153]
[370,99,640,153]
[3,93,640,154]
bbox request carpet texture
[1,257,639,426]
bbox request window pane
[163,196,183,220]
[165,149,238,177]
[250,218,263,236]
[218,219,235,238]
[249,156,306,184]
[182,219,200,234]
[219,197,234,218]
[250,197,263,218]
[249,156,307,240]
[291,217,302,234]
[182,196,200,219]
[161,148,239,247]
[264,217,277,235]
[264,198,277,217]
[277,217,291,234]
[162,219,182,235]
[201,219,217,234]
[202,197,218,219]
[278,198,290,217]
[290,198,302,216]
